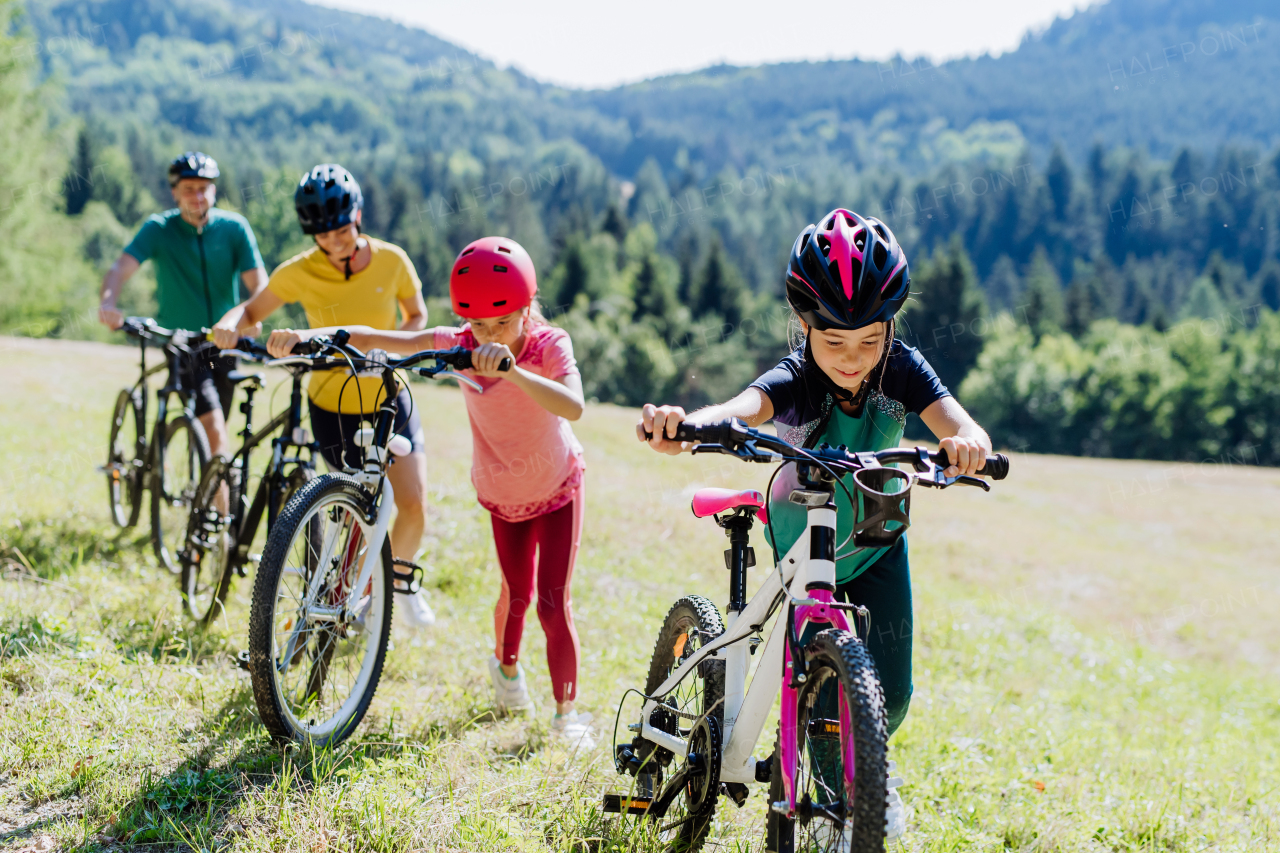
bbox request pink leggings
[491,485,584,703]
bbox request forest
[3,0,1278,465]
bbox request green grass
[0,335,1276,851]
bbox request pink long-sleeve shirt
[434,323,585,522]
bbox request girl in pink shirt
[266,237,593,744]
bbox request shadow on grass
[0,516,148,581]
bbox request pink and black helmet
[785,208,910,330]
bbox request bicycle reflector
[850,467,912,547]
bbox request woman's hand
[938,435,988,478]
[266,328,312,358]
[638,404,690,455]
[471,341,515,377]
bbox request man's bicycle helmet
[295,164,362,235]
[168,151,219,187]
[785,208,910,330]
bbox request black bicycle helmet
[167,151,219,187]
[785,208,910,330]
[294,163,362,235]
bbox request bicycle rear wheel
[639,595,726,852]
[106,388,144,528]
[247,474,393,746]
[181,456,237,624]
[782,628,889,853]
[151,414,210,574]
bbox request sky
[311,0,1097,90]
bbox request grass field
[0,335,1277,852]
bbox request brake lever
[917,469,991,491]
[954,474,991,491]
[690,441,775,463]
[419,365,485,394]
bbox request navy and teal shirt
[749,340,950,582]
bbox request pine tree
[601,204,628,242]
[1021,248,1065,341]
[1254,261,1280,312]
[555,239,590,310]
[632,252,677,323]
[695,239,748,328]
[984,254,1021,311]
[1046,144,1073,221]
[64,126,96,215]
[904,236,988,391]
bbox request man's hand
[266,328,310,358]
[211,318,244,350]
[637,404,690,455]
[938,435,987,478]
[98,302,123,330]
[470,341,514,377]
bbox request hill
[0,335,1276,849]
[572,0,1280,175]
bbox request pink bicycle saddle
[690,488,769,524]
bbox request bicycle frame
[262,341,488,638]
[634,500,857,814]
[226,369,318,563]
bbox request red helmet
[449,236,537,318]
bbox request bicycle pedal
[235,650,250,672]
[723,781,749,807]
[391,558,423,594]
[602,793,652,815]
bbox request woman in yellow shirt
[213,164,434,626]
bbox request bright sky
[311,0,1097,89]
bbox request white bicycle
[606,419,1009,852]
[245,331,509,746]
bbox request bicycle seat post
[718,511,756,615]
[239,381,258,444]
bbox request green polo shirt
[123,207,264,331]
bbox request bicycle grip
[641,422,700,443]
[455,351,512,372]
[937,449,1010,480]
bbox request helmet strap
[315,234,366,280]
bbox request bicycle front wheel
[783,628,889,853]
[150,414,210,574]
[247,475,393,746]
[181,456,237,624]
[106,388,144,528]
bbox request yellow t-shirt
[268,237,422,414]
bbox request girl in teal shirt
[639,208,994,840]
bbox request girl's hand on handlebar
[638,404,689,455]
[267,328,310,358]
[471,342,514,377]
[938,435,987,478]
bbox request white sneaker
[550,710,597,750]
[395,589,435,628]
[488,655,532,715]
[885,759,908,840]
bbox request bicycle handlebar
[644,418,1010,481]
[222,333,513,375]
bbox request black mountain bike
[105,317,240,573]
[178,339,321,624]
[246,331,506,746]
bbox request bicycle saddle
[226,370,265,386]
[690,488,768,524]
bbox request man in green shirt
[98,152,268,458]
